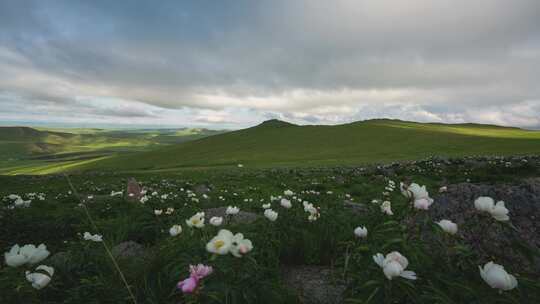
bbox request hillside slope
[82,119,540,171]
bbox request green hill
[80,119,540,172]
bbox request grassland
[0,126,226,175]
[80,119,540,172]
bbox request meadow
[1,120,540,303]
[1,155,540,303]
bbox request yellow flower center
[214,240,225,249]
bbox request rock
[204,207,259,225]
[126,178,142,201]
[343,201,367,215]
[281,265,346,304]
[193,184,211,195]
[111,241,145,259]
[429,178,540,275]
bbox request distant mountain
[81,119,540,172]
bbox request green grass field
[0,126,226,175]
[78,119,540,173]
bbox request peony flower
[206,229,234,255]
[169,225,182,237]
[280,198,292,209]
[26,265,54,290]
[474,197,495,213]
[5,244,50,267]
[83,232,103,242]
[373,251,416,280]
[474,197,510,221]
[189,264,213,279]
[209,216,223,226]
[436,220,458,235]
[284,190,294,196]
[177,264,213,294]
[264,209,278,222]
[226,206,240,215]
[154,209,163,216]
[413,198,433,210]
[230,233,253,257]
[490,201,510,221]
[381,201,393,215]
[479,262,518,291]
[186,212,205,228]
[354,226,368,238]
[262,203,271,209]
[177,276,198,293]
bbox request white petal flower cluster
[169,225,182,237]
[479,262,518,291]
[83,232,103,242]
[226,206,240,215]
[474,197,510,221]
[206,229,253,258]
[186,212,206,228]
[373,251,417,280]
[4,244,50,267]
[354,226,368,238]
[303,201,320,222]
[436,220,458,235]
[381,201,393,215]
[209,216,223,226]
[26,265,54,289]
[280,198,292,209]
[264,209,278,221]
[401,183,434,210]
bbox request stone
[204,207,259,225]
[111,241,145,259]
[126,178,142,201]
[281,265,346,304]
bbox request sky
[1,0,540,130]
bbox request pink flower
[177,276,198,293]
[177,264,213,294]
[189,264,213,279]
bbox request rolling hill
[79,119,540,172]
[0,126,227,174]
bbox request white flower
[165,207,175,215]
[237,164,244,168]
[83,232,103,242]
[354,226,368,238]
[26,265,54,290]
[264,209,278,221]
[284,190,294,196]
[479,262,518,291]
[436,220,458,235]
[490,201,510,221]
[381,201,393,215]
[402,183,434,210]
[262,203,271,209]
[206,229,234,255]
[280,198,292,209]
[209,216,223,226]
[373,251,417,280]
[230,233,253,258]
[186,212,205,228]
[226,206,240,215]
[154,209,163,216]
[474,196,495,212]
[169,225,182,237]
[439,186,448,193]
[413,198,433,210]
[4,244,50,267]
[474,197,510,221]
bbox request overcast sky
[1,0,540,129]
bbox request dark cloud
[0,0,539,128]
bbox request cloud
[0,0,539,128]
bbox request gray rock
[343,200,367,215]
[111,241,145,259]
[193,184,211,195]
[281,265,346,304]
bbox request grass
[80,119,540,172]
[1,156,539,303]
